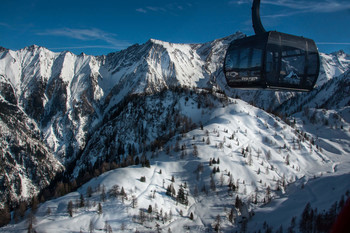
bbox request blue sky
[1,0,350,55]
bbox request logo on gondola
[227,71,238,77]
[241,76,259,81]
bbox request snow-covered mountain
[0,33,350,231]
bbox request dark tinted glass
[280,50,305,86]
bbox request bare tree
[214,214,221,232]
[193,144,199,157]
[89,219,94,233]
[101,185,106,202]
[67,201,73,217]
[98,203,103,215]
[132,195,138,208]
[139,209,146,224]
[266,150,272,160]
[27,211,37,233]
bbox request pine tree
[177,185,187,205]
[148,205,153,214]
[206,137,211,145]
[285,154,290,165]
[235,195,242,210]
[288,216,296,233]
[299,202,311,233]
[120,186,126,197]
[189,212,194,220]
[166,185,172,196]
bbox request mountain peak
[331,49,348,57]
[27,44,40,50]
[147,38,173,47]
[21,44,52,54]
[0,46,8,52]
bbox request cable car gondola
[224,0,320,91]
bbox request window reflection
[225,47,262,83]
[281,54,305,85]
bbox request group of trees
[259,193,349,233]
[0,205,11,227]
[209,157,220,166]
[298,197,347,233]
[165,183,189,206]
[65,183,130,219]
[135,202,174,226]
[0,195,40,227]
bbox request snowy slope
[2,97,349,232]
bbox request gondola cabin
[224,0,320,91]
[224,32,320,91]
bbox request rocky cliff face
[0,74,63,207]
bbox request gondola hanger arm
[252,0,267,35]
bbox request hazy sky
[1,0,350,55]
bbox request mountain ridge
[0,33,349,222]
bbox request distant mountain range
[0,32,349,223]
